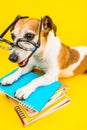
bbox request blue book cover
[0,69,62,112]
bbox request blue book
[0,69,62,112]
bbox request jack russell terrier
[1,15,87,99]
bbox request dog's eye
[24,33,35,40]
[11,33,16,40]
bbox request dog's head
[9,15,57,67]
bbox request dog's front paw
[15,86,35,100]
[1,76,17,85]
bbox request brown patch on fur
[42,16,57,36]
[12,17,48,47]
[58,43,80,69]
[73,55,87,75]
[13,18,40,34]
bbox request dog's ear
[10,15,22,32]
[42,16,57,36]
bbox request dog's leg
[1,64,34,85]
[15,70,59,99]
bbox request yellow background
[0,0,87,129]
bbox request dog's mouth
[18,56,30,67]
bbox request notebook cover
[0,69,62,112]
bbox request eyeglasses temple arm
[37,17,42,47]
[0,37,14,46]
[0,16,29,38]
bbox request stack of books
[0,69,71,126]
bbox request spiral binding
[15,106,26,119]
[19,101,34,111]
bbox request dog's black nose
[8,53,18,62]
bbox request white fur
[1,31,87,99]
[1,32,61,99]
[59,46,87,78]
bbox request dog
[1,15,87,99]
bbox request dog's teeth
[18,57,29,67]
[23,61,26,65]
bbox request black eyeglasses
[0,16,42,52]
[0,16,29,50]
[15,18,42,52]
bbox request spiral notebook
[0,69,62,112]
